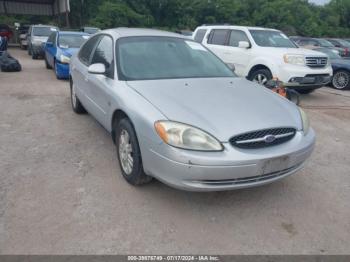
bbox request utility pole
[65,0,70,28]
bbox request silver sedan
[69,28,315,191]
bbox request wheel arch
[111,109,132,144]
[247,64,272,79]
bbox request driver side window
[91,35,114,79]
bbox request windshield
[59,34,89,48]
[33,27,57,37]
[84,28,99,34]
[317,39,334,47]
[316,48,341,59]
[117,36,235,81]
[249,30,297,48]
[338,39,350,47]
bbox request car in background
[27,24,59,59]
[18,24,30,50]
[69,28,315,191]
[0,24,13,40]
[326,38,350,57]
[314,47,350,90]
[290,36,347,57]
[44,31,90,79]
[175,30,193,39]
[193,25,332,94]
[81,27,100,34]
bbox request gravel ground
[0,48,349,255]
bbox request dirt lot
[0,48,349,255]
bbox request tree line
[1,0,350,37]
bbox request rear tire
[249,69,272,86]
[332,70,350,90]
[70,79,86,114]
[115,118,152,186]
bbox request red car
[0,24,13,40]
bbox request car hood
[32,36,49,42]
[259,47,328,57]
[127,78,302,141]
[60,48,79,57]
[331,58,350,67]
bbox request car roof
[58,31,89,36]
[102,27,189,39]
[195,25,279,31]
[32,24,58,28]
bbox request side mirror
[46,42,53,47]
[238,41,250,49]
[88,63,106,74]
[227,63,235,72]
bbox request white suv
[193,25,333,93]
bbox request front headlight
[154,121,223,151]
[332,49,340,54]
[299,108,310,135]
[283,54,305,66]
[60,54,71,64]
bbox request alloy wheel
[118,129,134,175]
[333,71,349,90]
[253,73,268,85]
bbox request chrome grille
[230,127,296,149]
[305,57,328,68]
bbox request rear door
[224,30,252,76]
[205,29,230,62]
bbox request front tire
[332,70,350,90]
[249,69,272,86]
[45,55,52,69]
[70,79,86,114]
[115,118,152,186]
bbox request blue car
[314,47,350,90]
[44,31,90,79]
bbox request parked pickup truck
[193,25,332,94]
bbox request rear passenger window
[229,30,250,47]
[208,30,229,45]
[194,29,207,43]
[78,35,101,65]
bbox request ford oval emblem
[264,135,276,143]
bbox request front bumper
[274,64,332,89]
[31,44,44,56]
[55,61,70,79]
[143,129,316,191]
[286,74,332,89]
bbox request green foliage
[2,0,350,37]
[89,1,148,28]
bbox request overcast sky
[309,0,330,5]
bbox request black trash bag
[0,36,8,51]
[0,51,22,72]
